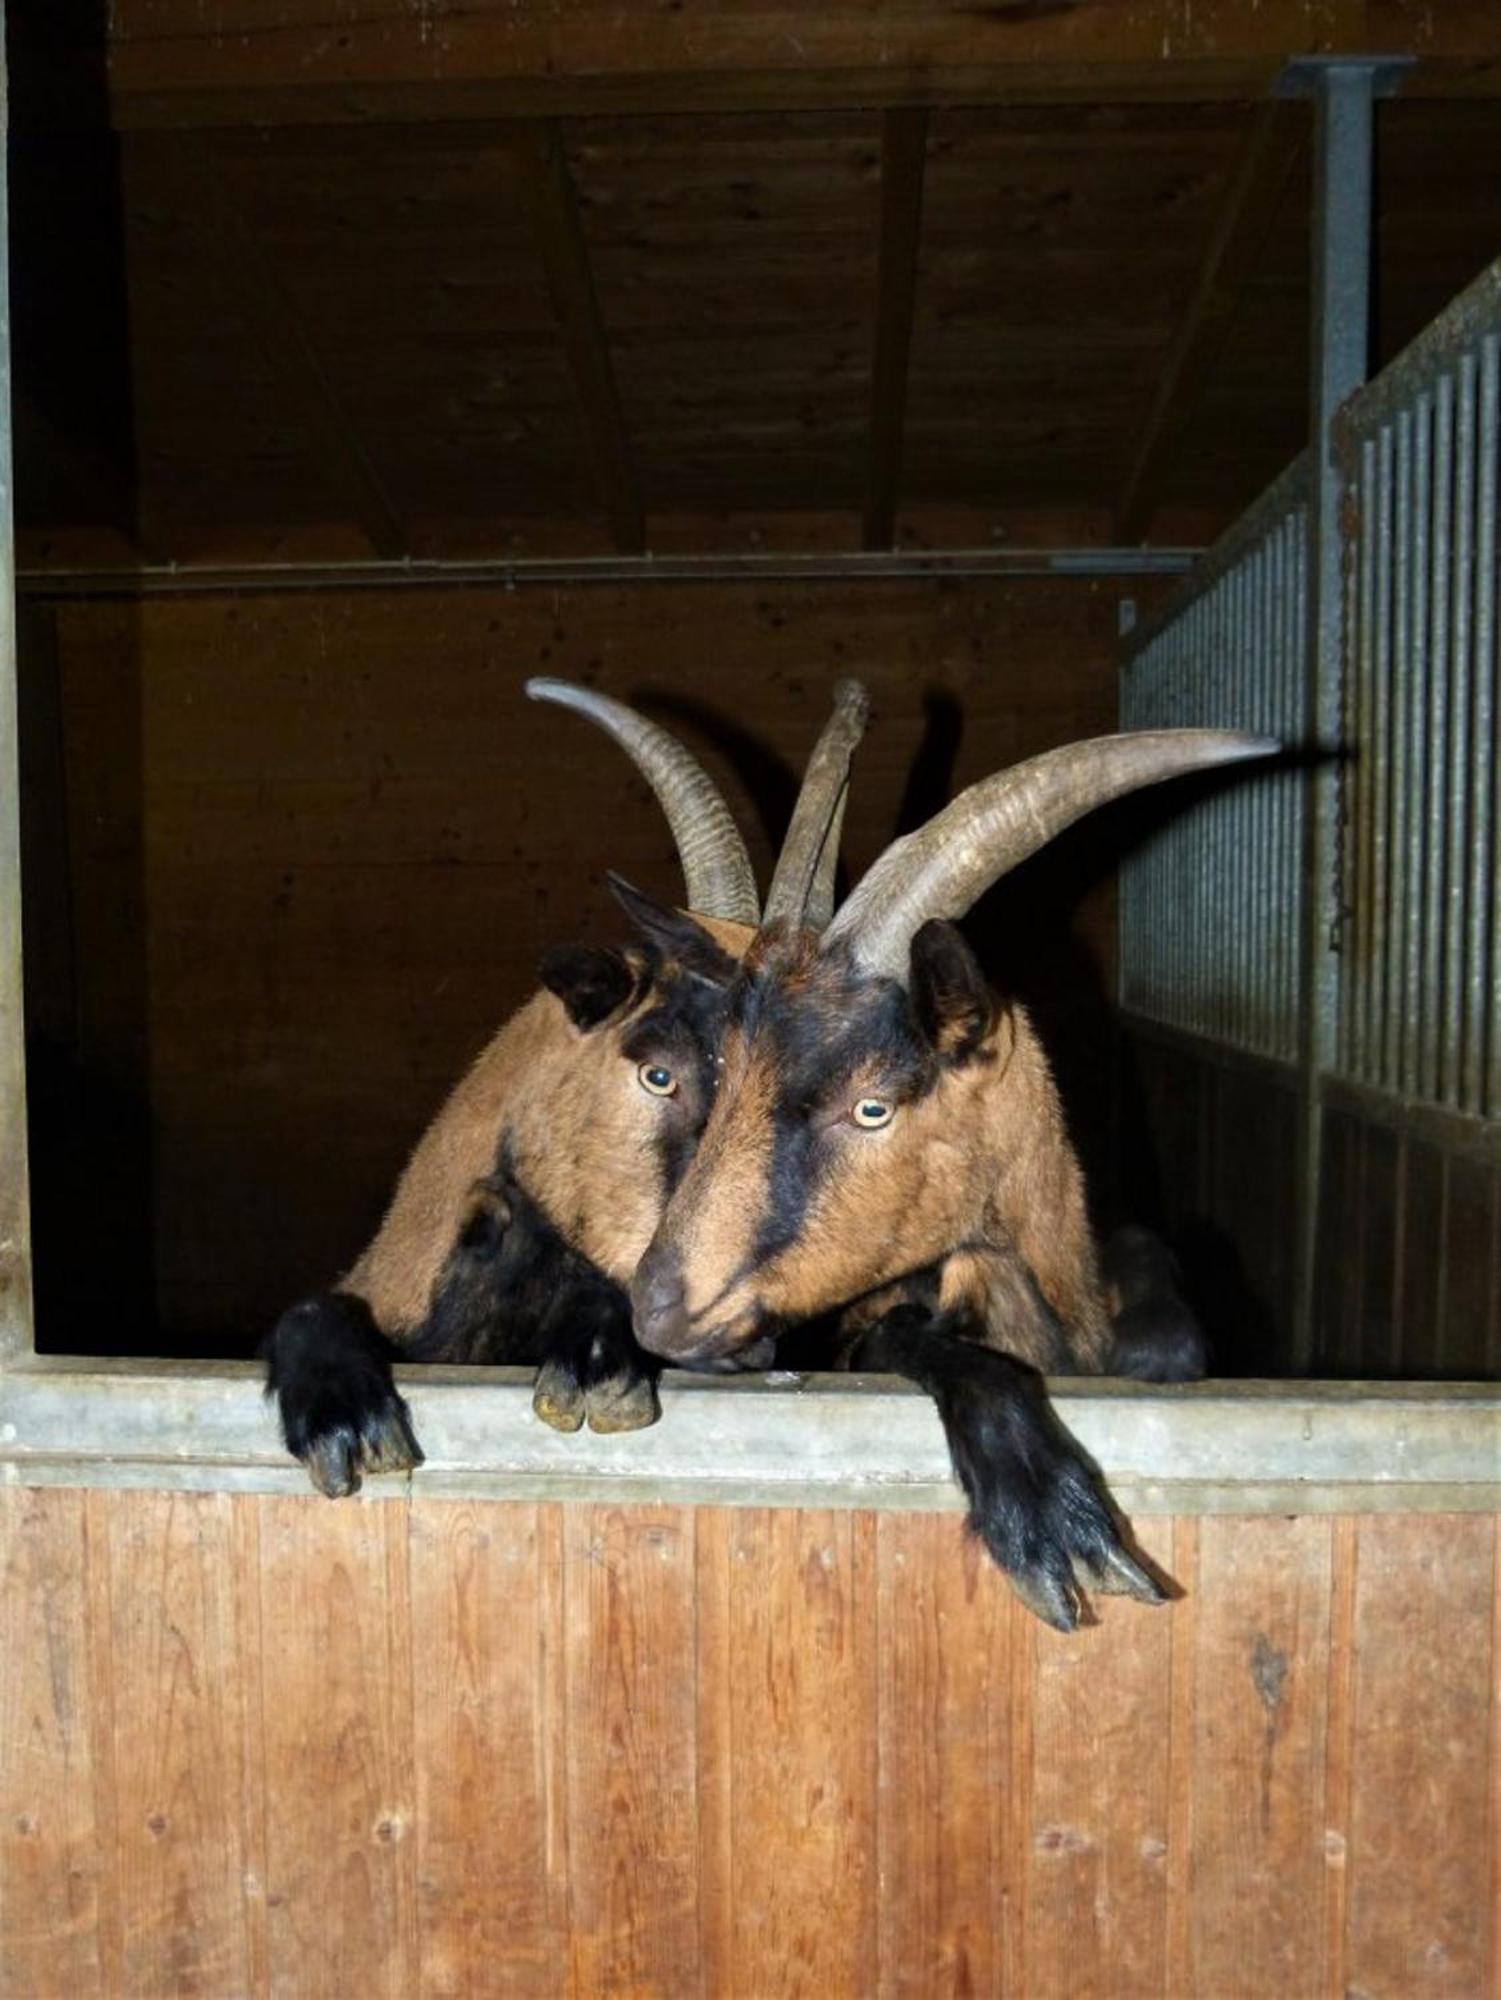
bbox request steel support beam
[1282,57,1407,1370]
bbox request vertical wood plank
[562,1503,701,2000]
[408,1499,561,1999]
[98,1489,253,1998]
[874,1514,1003,2000]
[1164,1518,1200,2000]
[1022,1518,1175,2000]
[256,1494,419,2000]
[1439,1152,1496,1377]
[1322,1517,1359,2000]
[0,1488,103,1998]
[695,1509,736,2000]
[1345,1514,1496,1998]
[1399,1138,1447,1376]
[722,1508,878,2000]
[1188,1515,1333,1996]
[1355,1124,1402,1376]
[231,1495,272,2000]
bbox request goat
[624,724,1277,1629]
[267,678,871,1496]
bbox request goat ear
[608,873,738,986]
[909,920,994,1062]
[539,944,639,1031]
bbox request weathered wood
[874,1513,1003,1998]
[717,1508,878,1999]
[862,109,928,551]
[1,1492,1498,1996]
[1023,1518,1175,1998]
[96,1490,254,1997]
[1188,1516,1333,1995]
[254,1496,419,1998]
[514,122,644,555]
[88,5,1501,128]
[1344,1515,1496,1998]
[0,1488,103,1995]
[562,1503,700,1997]
[1116,102,1306,542]
[407,1500,559,1998]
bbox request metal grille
[1119,456,1309,1063]
[1333,261,1501,1117]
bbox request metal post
[1280,57,1406,1370]
[0,34,34,1364]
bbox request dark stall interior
[10,10,1501,1373]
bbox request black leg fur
[1101,1225,1209,1383]
[264,1292,424,1498]
[849,1303,1166,1631]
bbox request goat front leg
[264,1292,424,1498]
[848,1303,1165,1631]
[531,1268,661,1435]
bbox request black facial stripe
[621,961,733,1200]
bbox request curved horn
[526,679,760,926]
[762,678,871,932]
[824,728,1280,980]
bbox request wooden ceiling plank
[176,134,407,559]
[514,119,644,555]
[83,4,1501,127]
[862,108,929,552]
[1115,100,1307,542]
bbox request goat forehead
[728,951,925,1105]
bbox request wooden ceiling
[12,2,1501,570]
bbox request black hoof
[265,1293,424,1497]
[533,1312,661,1437]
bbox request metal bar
[1420,376,1452,1106]
[1347,436,1377,1080]
[1369,424,1395,1091]
[1442,352,1476,1109]
[15,545,1204,599]
[1387,407,1414,1092]
[1291,59,1380,1368]
[1475,334,1499,1116]
[0,42,32,1365]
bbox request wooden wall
[19,575,1136,1356]
[1118,1021,1501,1379]
[2,1484,1496,1999]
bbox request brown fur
[642,933,1112,1370]
[346,916,753,1337]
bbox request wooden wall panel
[0,1488,1497,1999]
[1344,1516,1497,1999]
[407,1500,561,2000]
[1118,1024,1500,1379]
[0,1488,103,1998]
[30,576,1131,1355]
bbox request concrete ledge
[1,1357,1497,1514]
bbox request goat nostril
[631,1255,688,1350]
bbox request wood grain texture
[0,1490,1496,1998]
[408,1499,560,1999]
[1344,1515,1497,2000]
[561,1503,700,1998]
[254,1495,419,2000]
[0,1487,103,1998]
[717,1508,879,2000]
[94,1489,254,1998]
[1188,1515,1333,1998]
[1023,1517,1175,2000]
[874,1513,1003,1999]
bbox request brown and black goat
[266,678,871,1497]
[625,725,1277,1629]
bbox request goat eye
[638,1062,678,1098]
[852,1098,894,1130]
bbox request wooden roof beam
[862,108,929,553]
[88,4,1501,128]
[178,135,407,560]
[1115,101,1307,543]
[514,120,643,555]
